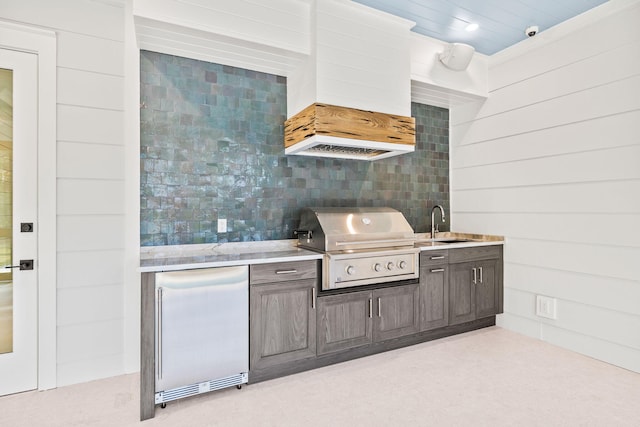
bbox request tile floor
[1,326,639,426]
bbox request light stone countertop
[139,240,323,273]
[139,232,504,273]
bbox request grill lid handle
[335,238,415,247]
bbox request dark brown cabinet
[316,283,420,355]
[419,251,449,331]
[448,246,503,326]
[249,260,318,371]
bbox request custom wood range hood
[284,1,416,161]
[284,103,416,161]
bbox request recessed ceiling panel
[353,0,608,55]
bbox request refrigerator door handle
[157,287,163,380]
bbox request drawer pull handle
[275,269,298,274]
[479,267,483,284]
[369,298,373,318]
[378,297,382,318]
[430,255,445,260]
[473,267,477,284]
[430,268,445,273]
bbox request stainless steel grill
[296,207,419,290]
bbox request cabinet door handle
[311,287,316,309]
[472,268,477,284]
[276,269,297,274]
[479,267,483,284]
[377,297,382,318]
[430,255,445,260]
[430,268,445,273]
[368,298,373,318]
[157,287,163,380]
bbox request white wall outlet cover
[217,218,227,233]
[536,295,557,320]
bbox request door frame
[0,20,57,391]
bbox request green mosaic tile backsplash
[140,51,449,246]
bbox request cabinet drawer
[420,250,449,266]
[449,245,501,263]
[250,260,318,285]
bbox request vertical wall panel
[451,3,640,373]
[3,0,127,387]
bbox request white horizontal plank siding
[454,212,640,248]
[57,216,125,253]
[56,354,124,388]
[506,264,640,316]
[454,181,640,214]
[503,288,640,352]
[4,0,128,387]
[453,110,640,169]
[134,16,307,78]
[57,285,124,326]
[57,105,124,146]
[454,145,640,190]
[58,142,125,180]
[457,39,640,123]
[133,0,310,54]
[57,250,125,289]
[504,239,639,282]
[542,325,640,374]
[455,75,640,146]
[1,0,125,41]
[57,68,124,111]
[56,320,124,387]
[451,3,640,373]
[57,32,125,76]
[58,180,125,216]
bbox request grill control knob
[386,262,395,271]
[398,260,407,269]
[373,263,382,272]
[346,265,356,275]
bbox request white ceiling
[352,0,608,55]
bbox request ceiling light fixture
[465,23,479,32]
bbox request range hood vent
[284,103,416,161]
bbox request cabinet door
[475,259,498,319]
[373,283,420,342]
[250,279,316,370]
[317,290,372,355]
[449,262,476,325]
[419,265,449,331]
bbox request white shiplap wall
[2,0,126,386]
[450,3,640,373]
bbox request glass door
[0,67,13,355]
[0,48,38,396]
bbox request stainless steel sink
[433,238,471,243]
[415,238,472,246]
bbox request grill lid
[296,207,416,252]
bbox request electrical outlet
[536,295,557,319]
[217,218,227,233]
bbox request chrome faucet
[431,205,446,240]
